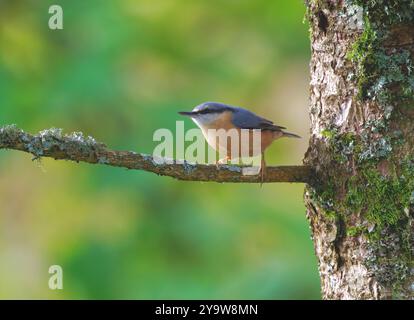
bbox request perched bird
[179,102,300,183]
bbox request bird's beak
[178,111,197,117]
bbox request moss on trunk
[305,0,414,299]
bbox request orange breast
[200,111,237,153]
[200,111,282,159]
[203,111,237,131]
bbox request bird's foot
[260,165,266,186]
[216,157,230,169]
[260,152,266,186]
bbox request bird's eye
[198,108,213,114]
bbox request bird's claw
[260,152,266,187]
[216,157,230,169]
[260,165,266,186]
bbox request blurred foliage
[0,0,319,299]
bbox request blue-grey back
[230,106,286,131]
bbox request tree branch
[0,125,313,183]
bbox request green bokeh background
[0,0,320,299]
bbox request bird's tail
[282,131,301,139]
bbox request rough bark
[305,0,414,299]
[0,125,313,184]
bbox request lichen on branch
[0,125,313,184]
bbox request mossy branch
[0,125,313,184]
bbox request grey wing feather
[231,107,286,131]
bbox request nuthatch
[179,102,300,182]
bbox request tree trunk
[304,1,414,299]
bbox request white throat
[192,114,218,128]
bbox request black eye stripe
[196,107,232,115]
[198,109,215,114]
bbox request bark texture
[305,0,414,299]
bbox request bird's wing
[231,107,286,131]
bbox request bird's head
[178,102,233,126]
